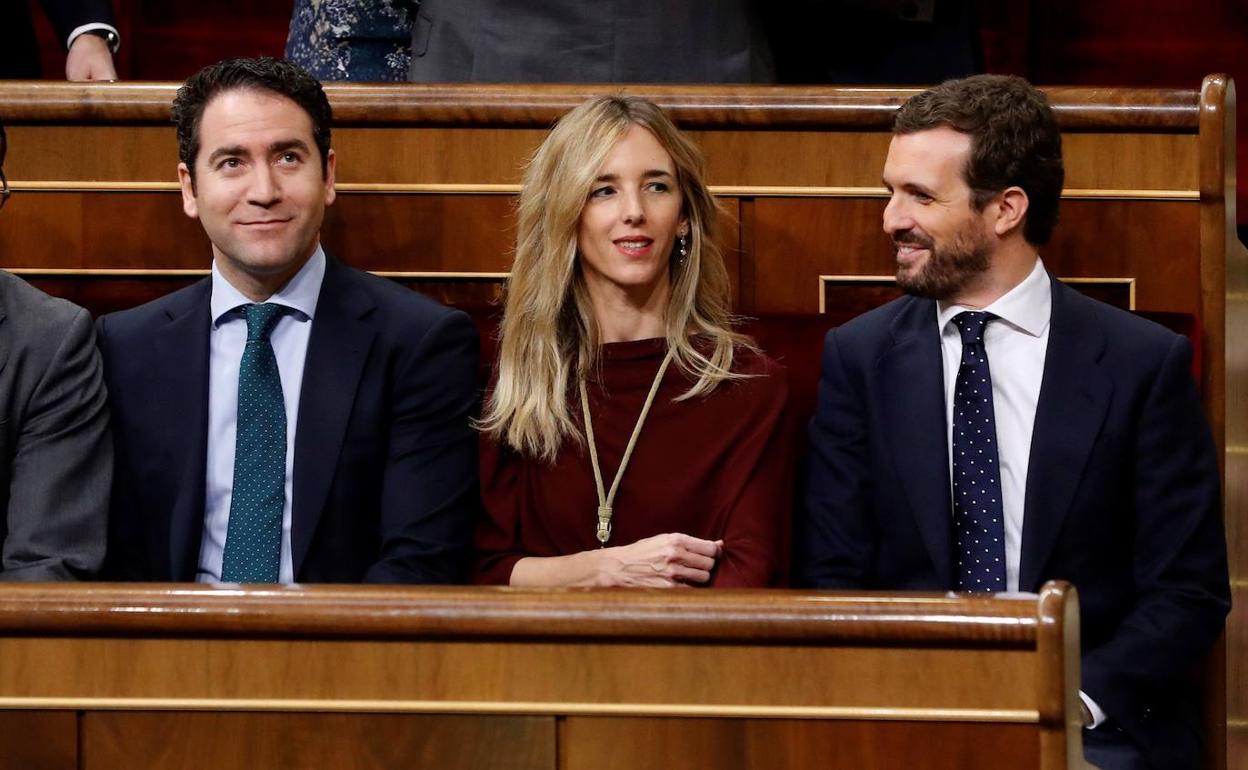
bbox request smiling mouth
[894,240,932,262]
[613,237,655,256]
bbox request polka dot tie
[951,311,1006,592]
[221,303,286,583]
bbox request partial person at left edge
[97,57,480,585]
[1,0,121,81]
[0,121,112,581]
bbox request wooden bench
[0,582,1084,770]
[0,77,1241,766]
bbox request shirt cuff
[67,23,121,53]
[1078,690,1108,729]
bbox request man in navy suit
[801,75,1229,769]
[98,57,478,584]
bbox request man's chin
[895,266,927,297]
[896,268,956,301]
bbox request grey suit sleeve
[0,307,111,581]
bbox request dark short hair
[172,57,332,184]
[893,74,1064,246]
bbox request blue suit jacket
[802,276,1229,765]
[98,255,480,584]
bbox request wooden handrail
[0,581,1073,645]
[0,81,1203,130]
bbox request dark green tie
[221,303,287,583]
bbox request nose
[882,193,910,237]
[247,164,281,206]
[621,187,645,226]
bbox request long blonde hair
[481,96,749,461]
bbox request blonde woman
[475,96,793,587]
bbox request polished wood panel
[0,638,1043,713]
[0,193,1190,319]
[2,127,1198,194]
[0,584,1055,642]
[82,712,555,770]
[749,198,1199,315]
[0,81,1203,129]
[561,717,1041,770]
[0,583,1084,769]
[0,711,76,770]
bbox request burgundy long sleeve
[474,338,795,587]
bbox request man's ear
[177,162,199,219]
[323,148,337,206]
[992,186,1029,237]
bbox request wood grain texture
[0,82,1202,130]
[0,637,1041,714]
[1,126,1197,192]
[560,717,1041,770]
[0,584,1059,644]
[0,711,77,770]
[82,712,554,770]
[748,198,1200,315]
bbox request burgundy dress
[475,338,795,587]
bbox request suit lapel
[1019,279,1112,590]
[152,281,212,581]
[290,257,376,577]
[879,299,955,586]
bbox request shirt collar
[210,244,326,328]
[937,258,1051,338]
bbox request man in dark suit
[801,75,1229,769]
[1,0,119,80]
[98,57,479,584]
[0,122,111,580]
[407,0,774,83]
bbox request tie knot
[242,303,285,342]
[952,311,995,346]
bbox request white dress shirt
[197,246,326,584]
[67,24,121,52]
[937,257,1105,727]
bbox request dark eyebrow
[206,145,248,166]
[270,139,311,156]
[204,139,311,167]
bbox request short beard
[894,225,991,301]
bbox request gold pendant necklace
[579,348,674,546]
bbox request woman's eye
[590,186,614,198]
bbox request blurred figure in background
[407,0,774,83]
[286,0,415,82]
[1,0,120,80]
